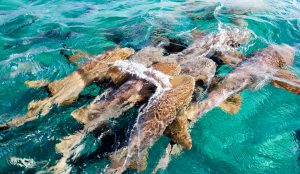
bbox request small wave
[9,156,37,168]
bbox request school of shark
[0,24,299,174]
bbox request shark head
[272,44,295,67]
[258,44,295,68]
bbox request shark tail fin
[219,94,242,114]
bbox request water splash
[9,157,37,168]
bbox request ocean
[0,0,300,173]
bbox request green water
[0,0,300,173]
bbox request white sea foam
[200,0,270,11]
[113,60,172,108]
[112,60,173,169]
[10,157,37,168]
[113,60,171,88]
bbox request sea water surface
[0,0,300,173]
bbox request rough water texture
[0,0,300,173]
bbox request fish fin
[208,76,224,92]
[71,107,89,124]
[68,50,92,64]
[152,143,184,174]
[60,47,92,65]
[106,66,128,85]
[218,51,246,67]
[170,75,194,88]
[152,62,181,76]
[170,144,183,155]
[53,131,85,173]
[219,94,242,114]
[129,151,148,171]
[108,148,148,172]
[61,96,78,105]
[272,69,300,95]
[56,133,82,154]
[164,116,192,150]
[107,147,129,173]
[47,72,83,96]
[25,80,50,88]
[0,98,52,131]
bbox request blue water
[0,0,300,173]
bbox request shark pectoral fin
[60,47,92,65]
[164,116,192,150]
[109,148,148,172]
[170,144,183,155]
[152,62,181,76]
[53,133,83,174]
[68,50,92,64]
[47,72,83,96]
[107,147,129,173]
[219,94,242,114]
[272,69,300,95]
[25,80,50,89]
[129,151,148,171]
[71,107,89,124]
[56,133,81,154]
[208,76,224,92]
[219,51,246,67]
[56,139,70,155]
[29,98,53,116]
[61,96,79,106]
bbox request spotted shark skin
[52,61,181,173]
[107,75,195,174]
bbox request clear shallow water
[0,0,300,173]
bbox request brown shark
[0,26,251,131]
[107,74,195,174]
[152,44,299,173]
[51,27,252,173]
[188,44,299,124]
[0,48,134,130]
[52,61,180,173]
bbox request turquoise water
[0,0,300,173]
